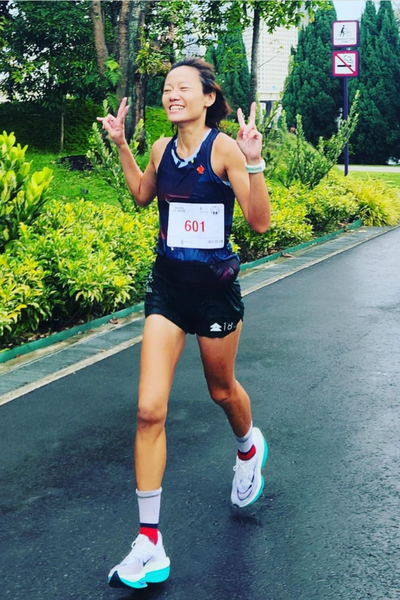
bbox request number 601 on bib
[167,202,225,249]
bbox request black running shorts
[144,260,245,338]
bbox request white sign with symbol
[332,21,359,47]
[167,203,225,249]
[332,51,359,77]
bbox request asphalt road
[1,228,400,600]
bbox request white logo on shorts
[210,323,222,332]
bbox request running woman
[98,57,271,590]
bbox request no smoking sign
[332,51,359,77]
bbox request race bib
[167,202,225,249]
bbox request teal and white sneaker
[231,427,268,508]
[108,532,170,589]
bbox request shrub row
[2,170,392,350]
[2,125,400,351]
[1,200,158,346]
[0,100,101,154]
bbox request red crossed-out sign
[332,51,359,77]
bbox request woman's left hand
[236,102,263,164]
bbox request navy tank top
[156,128,237,265]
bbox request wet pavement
[1,227,400,600]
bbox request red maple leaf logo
[197,165,205,174]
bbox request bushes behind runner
[1,199,158,346]
[2,132,400,350]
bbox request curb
[240,218,363,272]
[0,219,363,365]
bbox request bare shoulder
[214,131,245,163]
[150,137,172,172]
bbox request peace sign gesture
[236,102,263,164]
[97,97,130,147]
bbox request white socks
[234,422,254,454]
[136,487,162,526]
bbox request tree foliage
[0,0,105,150]
[350,0,400,164]
[0,1,102,102]
[0,0,333,150]
[197,1,331,103]
[205,27,251,118]
[281,1,342,145]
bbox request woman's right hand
[97,97,130,147]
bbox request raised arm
[219,102,271,233]
[97,97,158,207]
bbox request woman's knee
[137,399,167,430]
[208,380,237,405]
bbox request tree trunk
[90,0,109,74]
[60,96,65,153]
[125,1,150,143]
[116,0,130,101]
[134,73,147,153]
[250,5,261,105]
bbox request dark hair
[167,57,231,128]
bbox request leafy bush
[266,93,359,190]
[232,183,314,261]
[305,175,360,232]
[0,252,53,341]
[343,174,400,226]
[1,199,158,347]
[219,120,240,138]
[87,104,150,212]
[0,131,53,250]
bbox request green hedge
[1,200,158,347]
[0,102,238,157]
[0,100,101,154]
[143,107,240,144]
[1,176,364,350]
[2,128,400,351]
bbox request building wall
[242,23,299,102]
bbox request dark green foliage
[0,1,104,103]
[144,107,173,144]
[146,75,164,108]
[350,1,400,164]
[282,1,342,145]
[0,100,101,154]
[268,94,359,190]
[205,27,251,118]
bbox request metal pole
[343,76,349,176]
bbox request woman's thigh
[139,314,186,413]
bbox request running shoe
[231,427,268,508]
[108,532,170,589]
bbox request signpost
[332,51,359,77]
[332,20,359,47]
[332,21,359,176]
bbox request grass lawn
[27,150,121,206]
[347,171,400,189]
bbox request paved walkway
[338,164,400,173]
[1,226,400,600]
[0,225,394,404]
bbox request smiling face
[162,66,216,126]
